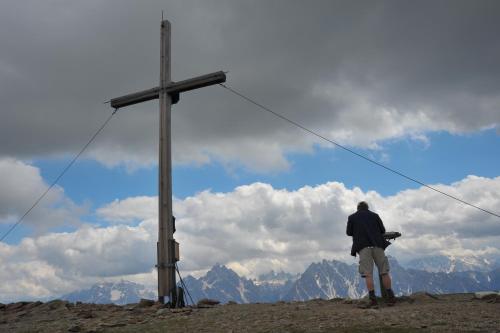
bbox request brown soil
[1,293,499,332]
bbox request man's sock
[368,290,376,299]
[386,288,395,298]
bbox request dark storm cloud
[1,0,499,169]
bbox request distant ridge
[405,254,500,273]
[60,255,500,305]
[61,280,155,305]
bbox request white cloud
[312,81,448,149]
[1,175,499,302]
[0,158,85,232]
[97,196,157,223]
[0,220,157,302]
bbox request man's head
[357,201,369,211]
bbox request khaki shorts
[358,247,390,277]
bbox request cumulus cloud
[0,1,499,171]
[0,158,85,232]
[97,196,157,224]
[0,221,157,302]
[2,175,499,301]
[172,176,500,276]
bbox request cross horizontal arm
[110,71,226,109]
[169,71,226,95]
[111,87,160,109]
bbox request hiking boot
[369,297,379,308]
[367,290,378,308]
[385,289,396,306]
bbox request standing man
[346,201,396,307]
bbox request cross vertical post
[158,19,174,304]
[109,19,226,306]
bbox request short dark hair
[357,201,369,210]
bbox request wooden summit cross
[110,20,226,305]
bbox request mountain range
[406,254,500,273]
[60,255,500,305]
[62,280,155,305]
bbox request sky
[0,0,499,302]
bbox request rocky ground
[1,293,499,333]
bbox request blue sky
[2,127,498,245]
[34,128,499,204]
[0,123,487,248]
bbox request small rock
[77,310,94,319]
[474,291,500,300]
[131,307,146,314]
[487,295,500,303]
[137,298,156,307]
[15,310,27,318]
[197,298,220,307]
[294,304,307,310]
[329,298,344,303]
[6,301,30,312]
[46,299,70,310]
[156,308,170,316]
[68,325,81,332]
[150,302,164,310]
[357,303,378,310]
[99,322,127,328]
[171,308,193,315]
[410,292,439,301]
[24,301,43,311]
[396,296,415,304]
[124,304,136,311]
